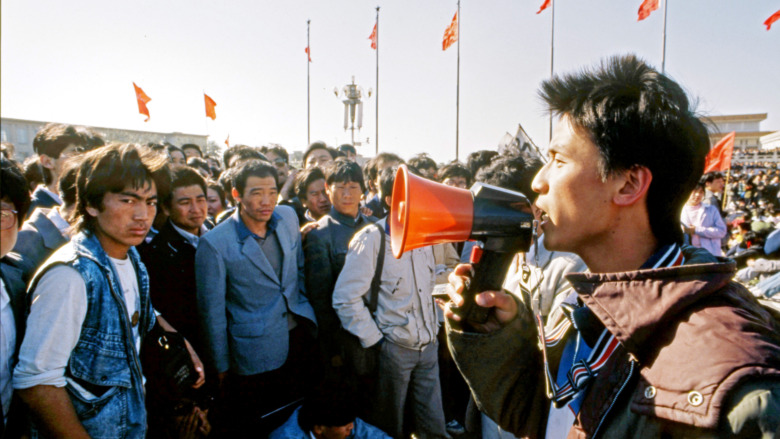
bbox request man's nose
[531,166,547,194]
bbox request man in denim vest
[13,143,204,438]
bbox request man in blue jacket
[195,159,318,436]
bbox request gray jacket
[195,206,317,375]
[12,208,68,282]
[333,218,439,349]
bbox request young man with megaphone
[438,55,780,438]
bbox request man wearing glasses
[1,158,31,438]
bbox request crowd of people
[1,53,780,439]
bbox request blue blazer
[195,206,317,375]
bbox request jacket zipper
[592,359,636,439]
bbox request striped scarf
[536,243,684,414]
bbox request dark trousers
[221,325,321,437]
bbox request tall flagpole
[455,0,461,160]
[548,0,555,144]
[661,0,668,74]
[307,19,311,146]
[375,6,380,155]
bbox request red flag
[305,46,311,62]
[637,0,659,21]
[204,93,217,120]
[765,9,780,30]
[703,132,736,173]
[369,23,378,49]
[442,12,458,51]
[132,82,151,122]
[537,0,551,14]
[225,135,230,148]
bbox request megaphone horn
[390,165,474,259]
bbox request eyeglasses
[0,208,18,230]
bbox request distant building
[760,131,780,151]
[701,113,777,165]
[0,117,207,161]
[703,113,774,152]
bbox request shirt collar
[235,208,280,241]
[328,206,363,227]
[640,242,685,269]
[170,220,208,247]
[36,184,62,205]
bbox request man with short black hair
[305,159,375,372]
[438,161,472,189]
[168,145,187,165]
[444,55,780,438]
[364,153,404,220]
[28,123,104,216]
[334,166,447,439]
[14,143,204,438]
[12,158,79,282]
[408,154,438,180]
[337,144,357,162]
[303,142,335,169]
[181,144,204,159]
[196,159,318,436]
[294,166,331,224]
[1,158,31,438]
[140,165,209,354]
[704,171,726,218]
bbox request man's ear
[384,195,392,209]
[39,154,55,170]
[86,204,100,218]
[324,181,333,196]
[312,425,324,436]
[161,204,170,217]
[613,165,653,207]
[231,188,240,203]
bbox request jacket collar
[233,208,280,241]
[27,208,68,249]
[565,245,732,360]
[70,231,142,273]
[327,206,366,228]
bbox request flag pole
[548,0,555,144]
[307,19,311,146]
[661,0,668,73]
[375,6,380,155]
[455,0,461,161]
[202,89,210,146]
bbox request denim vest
[28,232,155,439]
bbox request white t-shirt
[109,256,141,354]
[14,258,144,400]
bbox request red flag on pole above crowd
[637,0,659,21]
[703,131,736,173]
[442,12,458,51]
[765,10,780,30]
[305,46,311,62]
[369,23,377,49]
[133,82,151,122]
[204,93,217,120]
[537,0,551,14]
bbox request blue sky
[2,0,778,162]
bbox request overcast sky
[2,0,778,162]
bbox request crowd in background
[1,119,780,439]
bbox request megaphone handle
[453,249,515,325]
